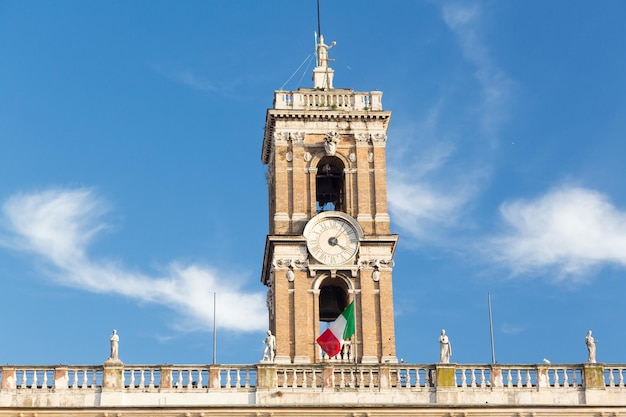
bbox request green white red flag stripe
[316,301,355,357]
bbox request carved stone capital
[371,133,387,144]
[274,131,290,145]
[274,258,309,270]
[354,133,370,143]
[358,258,395,269]
[289,131,305,143]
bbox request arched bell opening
[316,156,345,212]
[318,280,349,322]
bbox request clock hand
[333,228,346,239]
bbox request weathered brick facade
[260,89,398,364]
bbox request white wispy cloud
[0,188,266,332]
[171,69,217,92]
[152,64,217,93]
[487,186,626,281]
[387,133,482,240]
[387,2,512,243]
[441,2,514,141]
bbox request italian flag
[316,301,355,357]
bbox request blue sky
[1,1,626,366]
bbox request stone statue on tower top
[316,34,336,68]
[313,34,336,89]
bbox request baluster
[340,369,345,387]
[291,369,297,388]
[471,369,477,387]
[172,369,180,388]
[349,368,355,388]
[82,370,88,388]
[224,369,231,388]
[282,369,288,389]
[302,369,307,388]
[526,369,532,388]
[609,369,615,387]
[198,369,203,389]
[369,368,374,390]
[460,369,467,388]
[619,369,624,387]
[480,369,486,387]
[505,369,511,388]
[515,369,521,388]
[359,369,365,388]
[563,368,569,387]
[553,368,559,387]
[312,369,317,390]
[31,370,38,389]
[151,369,156,389]
[71,370,78,389]
[128,369,134,389]
[42,370,48,388]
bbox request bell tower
[260,34,397,364]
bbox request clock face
[306,216,359,265]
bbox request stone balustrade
[0,363,625,407]
[274,89,383,111]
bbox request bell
[319,286,347,322]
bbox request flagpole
[488,292,496,364]
[353,291,358,366]
[213,292,217,365]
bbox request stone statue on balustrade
[585,330,596,363]
[106,329,122,364]
[439,329,452,364]
[262,330,276,362]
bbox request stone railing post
[491,365,503,388]
[54,366,68,390]
[583,363,605,389]
[583,363,606,405]
[537,365,549,388]
[208,365,221,389]
[379,365,391,389]
[435,364,456,388]
[256,364,277,389]
[323,364,334,389]
[160,366,172,389]
[0,367,16,390]
[102,360,124,389]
